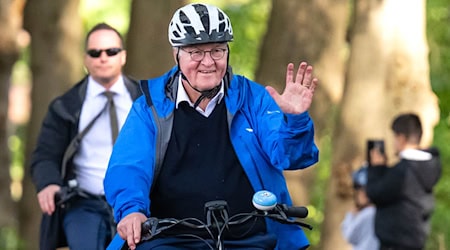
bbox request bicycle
[138,190,313,250]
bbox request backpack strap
[140,79,174,194]
[61,103,109,180]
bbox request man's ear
[172,48,178,64]
[121,50,127,67]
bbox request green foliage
[197,0,270,78]
[205,0,270,78]
[0,227,25,250]
[427,115,450,249]
[306,133,332,247]
[221,0,271,78]
[428,0,450,94]
[9,125,27,201]
[427,1,450,248]
[423,0,449,119]
[80,0,131,38]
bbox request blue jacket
[104,67,319,250]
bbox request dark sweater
[150,101,266,238]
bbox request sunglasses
[86,48,123,58]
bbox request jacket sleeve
[30,99,73,192]
[104,97,155,222]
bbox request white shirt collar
[87,75,127,98]
[175,76,224,111]
[399,148,432,161]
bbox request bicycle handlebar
[140,190,312,249]
[279,204,309,218]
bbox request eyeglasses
[86,48,123,58]
[181,48,228,62]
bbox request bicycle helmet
[168,3,233,47]
[352,166,368,189]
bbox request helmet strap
[176,47,224,109]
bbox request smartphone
[367,139,385,166]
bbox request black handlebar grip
[283,206,308,218]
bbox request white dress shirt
[73,75,133,195]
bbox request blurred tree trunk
[124,0,186,79]
[320,0,439,249]
[255,0,349,207]
[19,0,83,248]
[0,0,25,234]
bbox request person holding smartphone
[366,113,442,250]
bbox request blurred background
[0,0,449,249]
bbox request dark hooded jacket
[366,148,441,249]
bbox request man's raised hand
[266,62,318,114]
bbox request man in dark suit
[30,22,141,250]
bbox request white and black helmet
[168,3,233,47]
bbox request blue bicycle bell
[252,190,277,211]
